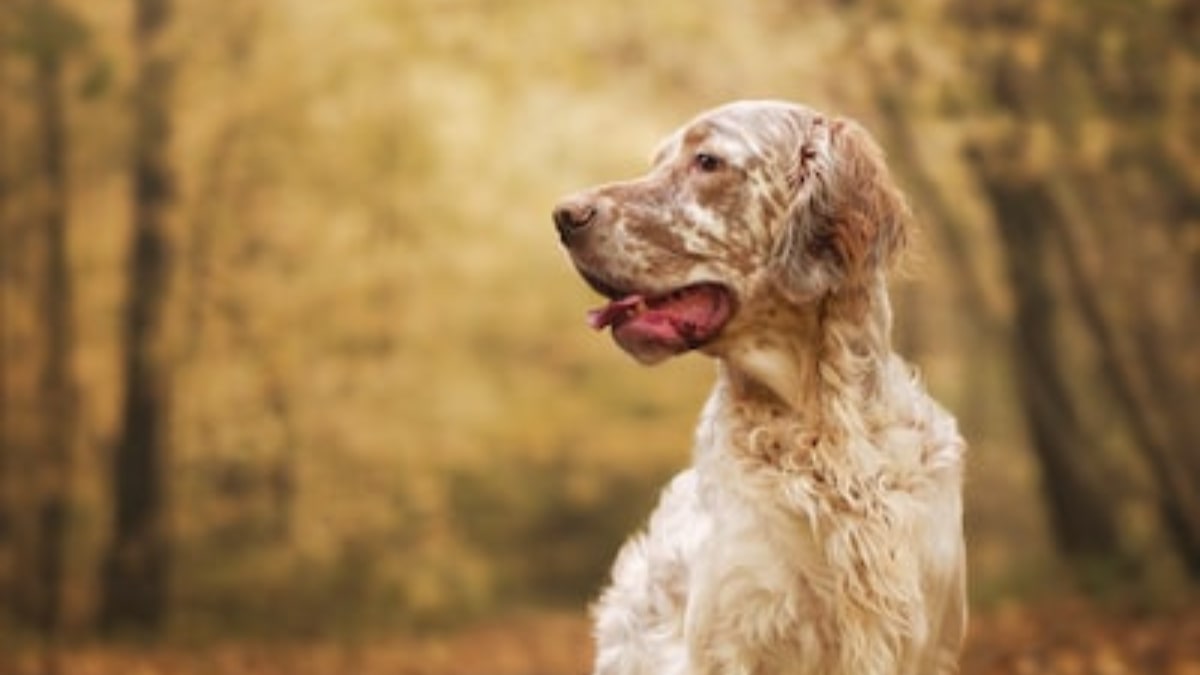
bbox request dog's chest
[687,392,934,673]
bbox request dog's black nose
[553,200,597,245]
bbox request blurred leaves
[6,0,90,63]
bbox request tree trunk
[32,0,77,636]
[0,24,12,618]
[99,0,174,634]
[1045,178,1200,577]
[968,153,1126,569]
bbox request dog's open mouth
[581,273,734,361]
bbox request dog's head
[553,100,908,364]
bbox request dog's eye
[693,152,725,173]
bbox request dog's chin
[612,337,682,365]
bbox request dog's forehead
[650,121,762,167]
[652,101,815,166]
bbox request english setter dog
[553,101,966,675]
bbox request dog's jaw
[713,274,895,416]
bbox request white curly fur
[555,100,966,675]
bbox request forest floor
[2,600,1199,675]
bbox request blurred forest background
[0,0,1198,672]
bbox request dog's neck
[720,274,894,426]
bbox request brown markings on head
[625,217,711,279]
[822,119,909,277]
[680,122,713,151]
[567,102,914,320]
[626,217,687,252]
[772,114,910,303]
[597,117,768,285]
[694,166,751,217]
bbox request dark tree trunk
[32,1,77,636]
[264,375,296,542]
[99,0,174,634]
[968,155,1126,567]
[0,23,12,618]
[1045,178,1200,578]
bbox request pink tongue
[587,295,646,330]
[587,288,725,340]
[585,286,730,362]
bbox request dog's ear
[771,116,909,303]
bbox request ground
[3,601,1199,675]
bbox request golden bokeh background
[1,0,1198,671]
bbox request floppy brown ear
[772,117,909,302]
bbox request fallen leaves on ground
[963,599,1200,675]
[3,600,1199,674]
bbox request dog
[553,100,966,675]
